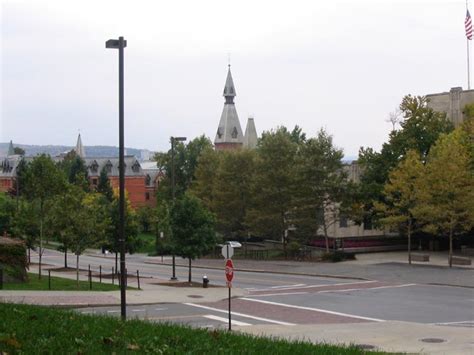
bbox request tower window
[217,128,223,139]
[231,127,238,139]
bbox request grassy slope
[3,273,122,291]
[0,304,388,354]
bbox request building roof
[84,156,144,177]
[243,117,258,149]
[0,155,22,178]
[214,66,244,145]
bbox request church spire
[223,65,236,104]
[7,140,14,156]
[243,117,258,149]
[75,133,86,158]
[215,65,244,150]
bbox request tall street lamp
[170,136,186,280]
[106,36,127,320]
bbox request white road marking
[132,309,146,312]
[250,280,377,292]
[203,314,251,326]
[253,292,309,297]
[270,284,306,289]
[241,298,385,322]
[432,320,474,325]
[106,310,120,313]
[184,303,295,326]
[318,283,416,293]
[155,308,168,311]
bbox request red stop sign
[225,259,234,282]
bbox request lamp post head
[106,37,127,49]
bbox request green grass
[2,273,122,291]
[0,303,389,354]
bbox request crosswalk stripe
[203,314,251,326]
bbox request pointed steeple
[243,117,258,149]
[223,65,236,103]
[214,65,244,150]
[7,140,14,156]
[75,133,86,158]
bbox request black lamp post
[170,136,186,280]
[106,36,127,320]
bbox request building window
[92,178,98,186]
[339,215,348,228]
[217,128,223,138]
[105,161,113,173]
[90,161,99,173]
[231,127,238,138]
[145,174,151,186]
[132,160,140,173]
[145,192,150,200]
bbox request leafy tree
[23,154,66,278]
[58,150,89,191]
[11,199,39,264]
[103,190,140,272]
[413,129,474,267]
[294,129,347,251]
[156,135,213,203]
[170,194,216,283]
[189,147,221,210]
[13,147,25,155]
[211,150,256,240]
[356,95,453,227]
[0,193,15,235]
[246,127,298,251]
[96,166,114,202]
[376,150,425,264]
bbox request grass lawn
[2,273,123,291]
[0,303,389,354]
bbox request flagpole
[468,0,471,89]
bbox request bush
[321,251,356,262]
[0,237,27,282]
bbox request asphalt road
[32,249,473,330]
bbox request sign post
[222,244,234,331]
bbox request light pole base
[170,276,178,281]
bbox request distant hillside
[0,143,153,160]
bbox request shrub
[0,237,27,282]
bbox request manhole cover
[187,295,204,298]
[420,338,446,343]
[355,344,376,350]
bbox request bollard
[203,275,209,288]
[137,270,140,290]
[99,265,102,283]
[48,270,51,290]
[0,268,3,290]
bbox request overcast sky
[0,0,469,158]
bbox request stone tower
[75,133,86,158]
[243,117,258,149]
[214,66,244,150]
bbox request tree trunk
[115,252,118,273]
[449,228,453,268]
[323,223,329,253]
[188,258,192,283]
[64,247,68,269]
[76,254,80,288]
[39,202,43,279]
[28,248,31,265]
[407,220,412,265]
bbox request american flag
[466,10,473,40]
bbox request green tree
[96,166,114,202]
[413,129,474,267]
[376,150,425,264]
[189,147,221,210]
[246,127,298,251]
[356,95,453,227]
[11,199,39,264]
[13,146,25,155]
[170,194,216,283]
[58,150,89,191]
[23,154,66,278]
[294,129,347,251]
[0,193,15,235]
[156,135,213,203]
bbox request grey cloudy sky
[0,0,468,157]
